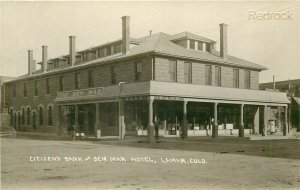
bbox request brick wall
[4,57,152,133]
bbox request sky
[0,1,299,83]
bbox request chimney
[69,36,76,65]
[42,45,48,72]
[122,16,130,54]
[28,50,35,75]
[273,75,276,90]
[219,23,228,59]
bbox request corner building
[3,16,290,141]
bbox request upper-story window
[184,62,192,84]
[46,78,50,94]
[59,76,64,91]
[215,66,221,86]
[97,48,105,58]
[189,40,195,49]
[233,69,239,88]
[107,46,112,56]
[53,60,59,68]
[198,42,203,51]
[135,62,142,81]
[75,73,81,89]
[206,43,211,52]
[88,70,94,88]
[82,52,88,61]
[34,80,38,96]
[169,60,177,82]
[245,70,251,89]
[114,44,121,54]
[205,65,212,85]
[23,83,27,97]
[12,84,16,98]
[111,66,116,85]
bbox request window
[98,48,105,57]
[114,44,121,54]
[184,62,192,83]
[198,42,203,51]
[23,83,27,97]
[111,66,116,85]
[59,76,64,91]
[48,106,52,126]
[75,73,81,89]
[215,66,221,86]
[39,107,43,126]
[205,65,212,85]
[34,80,38,96]
[46,78,50,94]
[26,108,30,125]
[13,84,16,98]
[206,43,211,52]
[189,40,195,49]
[22,108,25,125]
[88,70,94,88]
[245,70,251,89]
[53,60,59,68]
[169,60,177,82]
[106,46,112,56]
[233,69,239,88]
[135,62,142,81]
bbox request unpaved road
[1,137,299,190]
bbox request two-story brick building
[2,16,290,142]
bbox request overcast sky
[0,1,299,83]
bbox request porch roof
[55,81,289,105]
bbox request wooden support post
[147,98,155,143]
[283,106,288,136]
[182,101,188,139]
[212,102,218,138]
[239,104,244,137]
[95,103,100,138]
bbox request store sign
[57,87,104,99]
[154,96,183,101]
[124,96,148,102]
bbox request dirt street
[1,136,299,190]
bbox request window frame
[23,82,27,97]
[46,78,50,94]
[34,80,38,96]
[233,69,239,88]
[169,60,177,82]
[244,70,251,89]
[75,73,81,89]
[135,62,142,81]
[205,65,212,85]
[88,70,94,88]
[184,62,192,84]
[111,66,117,85]
[215,66,221,86]
[59,76,64,92]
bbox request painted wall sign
[124,96,149,102]
[57,87,104,99]
[154,96,184,101]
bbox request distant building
[2,16,290,142]
[260,79,300,130]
